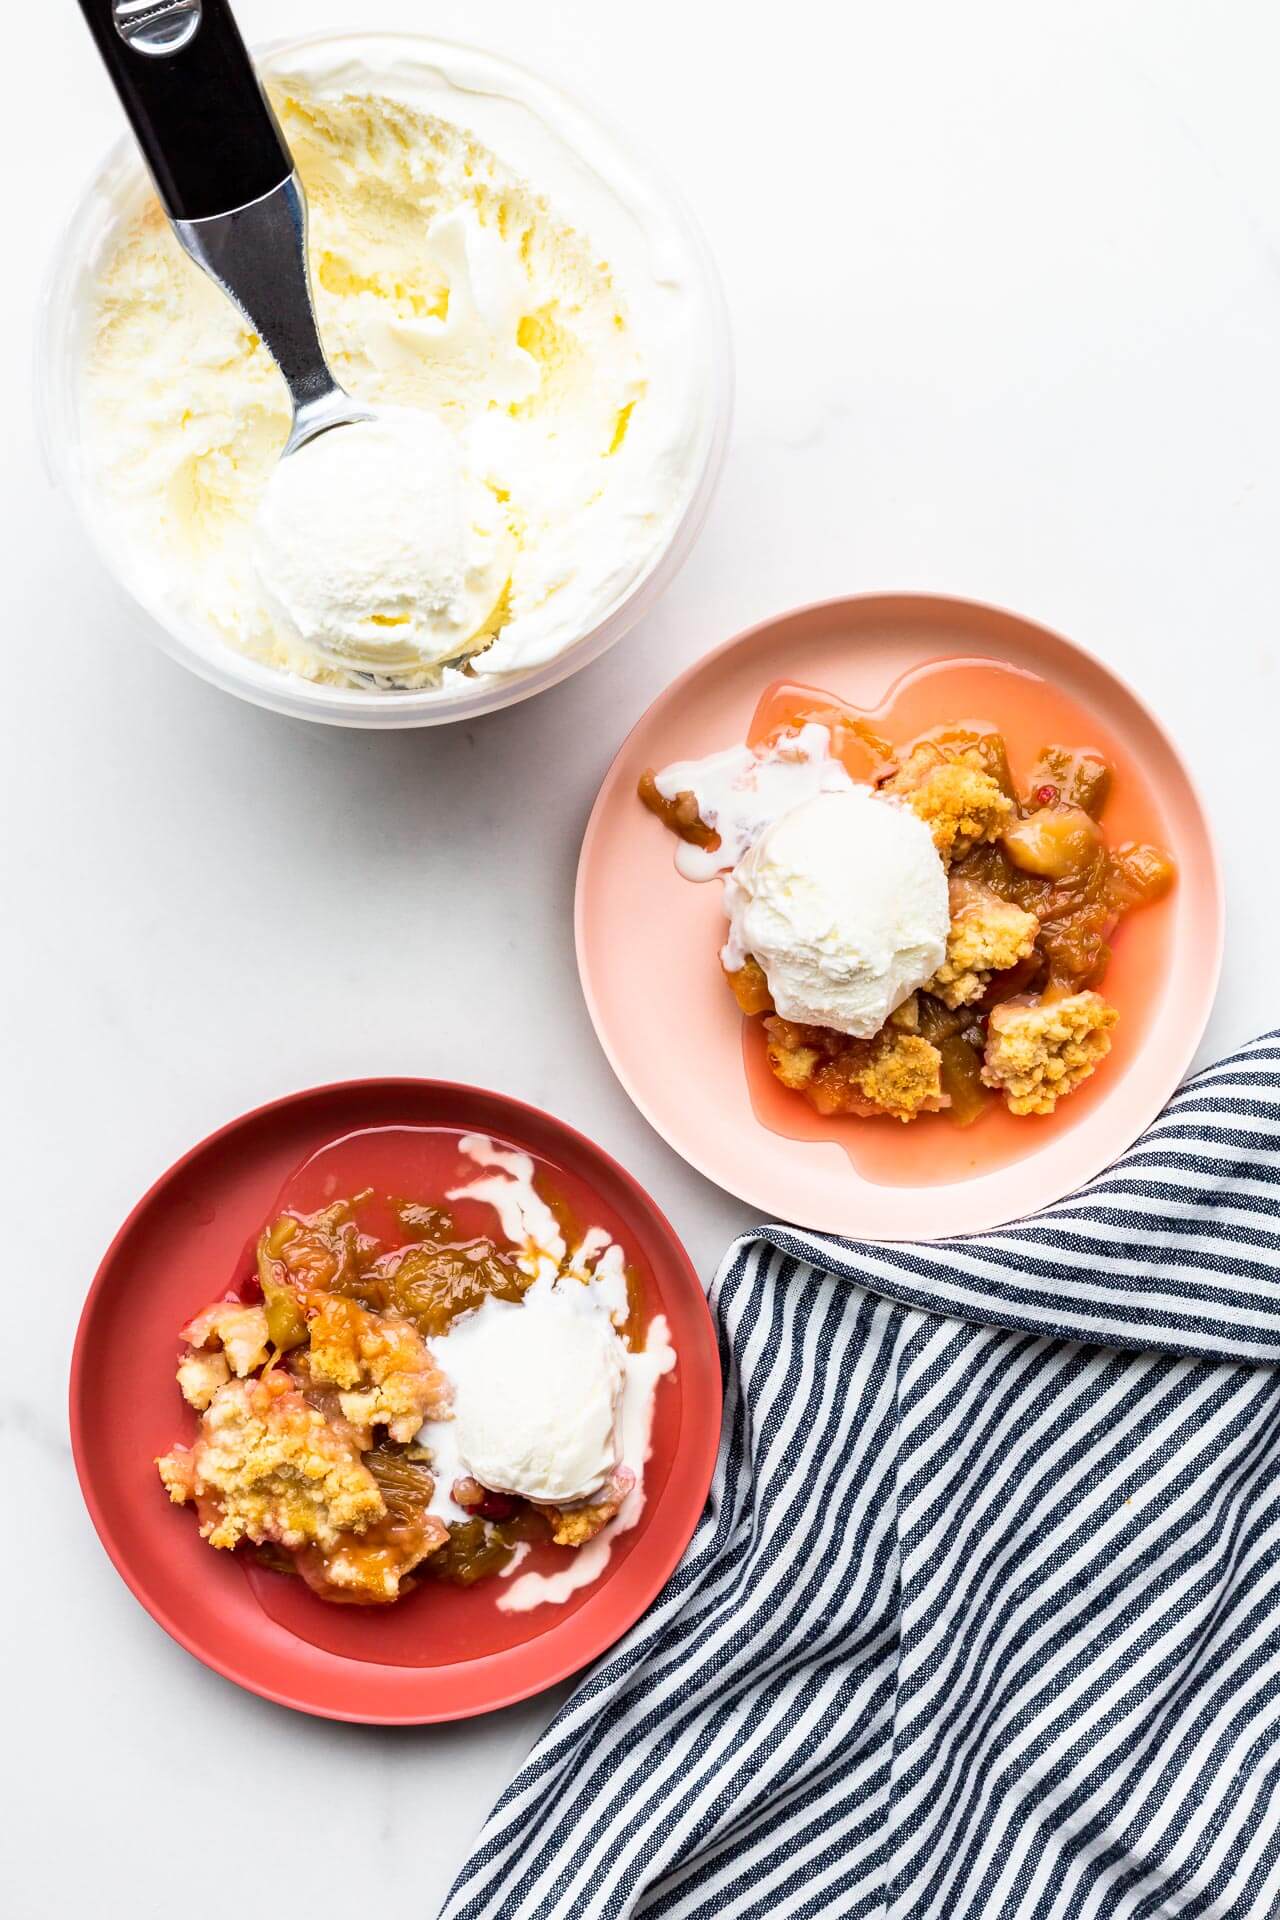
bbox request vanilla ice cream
[655,722,855,880]
[253,408,510,673]
[430,1285,625,1504]
[412,1137,676,1609]
[73,37,718,696]
[723,788,950,1036]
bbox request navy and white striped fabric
[442,1030,1280,1920]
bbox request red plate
[69,1080,720,1723]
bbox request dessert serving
[577,597,1219,1238]
[57,35,723,709]
[640,676,1176,1130]
[156,1133,674,1611]
[72,1082,719,1720]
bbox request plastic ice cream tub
[38,30,732,729]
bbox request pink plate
[575,594,1223,1240]
[69,1080,720,1722]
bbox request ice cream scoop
[252,409,510,675]
[77,0,476,671]
[723,788,950,1036]
[432,1285,627,1506]
[79,1,372,441]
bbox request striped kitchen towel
[442,1030,1280,1920]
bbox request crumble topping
[157,1371,384,1553]
[305,1293,453,1444]
[176,1349,231,1411]
[294,1446,451,1604]
[981,991,1118,1115]
[928,879,1040,1008]
[764,1017,946,1120]
[540,1466,635,1546]
[882,745,1014,864]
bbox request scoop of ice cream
[723,787,949,1036]
[434,1285,625,1505]
[251,408,509,674]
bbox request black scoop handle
[77,0,292,223]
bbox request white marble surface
[4,0,1279,1912]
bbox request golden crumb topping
[981,992,1118,1115]
[889,994,921,1032]
[764,1017,945,1121]
[157,1371,384,1553]
[855,1029,946,1120]
[295,1448,450,1606]
[306,1294,453,1444]
[884,745,1014,864]
[928,879,1040,1008]
[176,1349,231,1410]
[540,1467,635,1547]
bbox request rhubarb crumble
[157,1139,675,1607]
[641,715,1174,1127]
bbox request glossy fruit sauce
[741,657,1176,1187]
[197,1124,674,1668]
